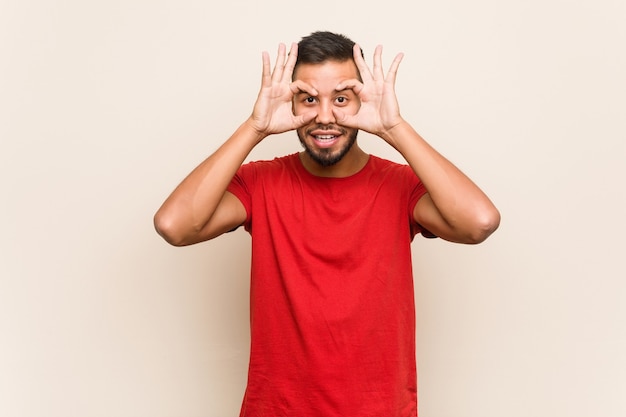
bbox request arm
[154,43,317,246]
[386,122,500,244]
[336,45,500,244]
[153,121,260,246]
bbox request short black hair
[296,31,358,64]
[294,31,364,78]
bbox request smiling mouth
[310,133,342,149]
[314,134,339,142]
[305,125,345,148]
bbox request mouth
[309,129,343,148]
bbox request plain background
[1,0,625,416]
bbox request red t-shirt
[227,153,429,417]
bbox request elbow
[153,211,189,247]
[465,207,501,244]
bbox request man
[154,31,500,417]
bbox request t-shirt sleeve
[226,162,255,231]
[406,168,438,239]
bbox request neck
[299,144,369,178]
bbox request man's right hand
[248,42,318,138]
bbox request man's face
[293,60,361,167]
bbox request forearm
[383,120,500,242]
[154,119,264,245]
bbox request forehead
[293,60,360,90]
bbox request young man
[154,31,500,417]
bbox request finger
[289,80,318,97]
[261,51,271,87]
[335,78,364,96]
[282,43,298,83]
[294,111,318,127]
[271,43,287,82]
[372,45,384,79]
[353,44,372,82]
[385,52,404,85]
[332,109,358,128]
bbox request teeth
[315,135,336,140]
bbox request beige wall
[1,0,625,416]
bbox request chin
[299,130,358,167]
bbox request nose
[315,101,336,125]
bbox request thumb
[333,109,358,128]
[295,111,317,127]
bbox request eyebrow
[293,87,356,98]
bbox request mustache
[306,124,346,134]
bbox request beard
[297,125,359,167]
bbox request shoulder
[368,155,418,180]
[369,154,406,169]
[242,153,297,172]
[228,154,299,211]
[236,153,298,179]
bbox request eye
[335,96,348,105]
[305,96,316,103]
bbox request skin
[294,59,363,175]
[154,42,500,246]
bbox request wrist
[243,117,270,144]
[379,118,410,148]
